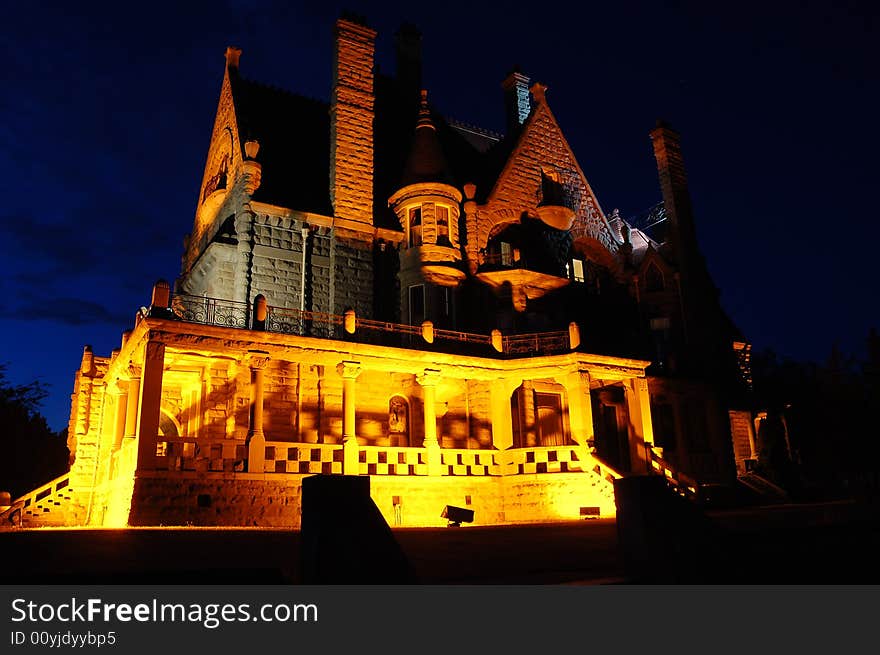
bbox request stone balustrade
[1,473,72,526]
[147,439,619,480]
[650,450,698,498]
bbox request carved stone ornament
[416,368,441,386]
[336,361,362,379]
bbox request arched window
[409,207,422,247]
[389,396,409,446]
[158,410,180,438]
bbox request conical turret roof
[399,90,453,187]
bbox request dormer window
[408,207,422,247]
[436,206,451,246]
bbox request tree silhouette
[751,329,880,500]
[0,365,69,499]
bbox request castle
[8,16,757,528]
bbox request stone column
[337,361,362,475]
[111,382,128,451]
[247,354,270,473]
[124,365,141,439]
[417,369,442,476]
[489,379,514,451]
[625,377,655,474]
[135,342,165,471]
[564,369,594,447]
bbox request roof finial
[417,89,435,131]
[225,46,242,70]
[530,82,547,104]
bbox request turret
[388,91,464,327]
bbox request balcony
[535,172,576,230]
[475,252,569,311]
[161,293,573,358]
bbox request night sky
[2,0,877,432]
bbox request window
[408,207,422,247]
[571,258,585,283]
[500,241,513,266]
[436,206,450,246]
[408,284,425,325]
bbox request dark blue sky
[2,0,877,431]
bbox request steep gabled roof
[229,71,332,215]
[478,92,620,256]
[222,67,603,235]
[447,120,501,154]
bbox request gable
[636,245,676,292]
[191,67,245,250]
[477,101,621,258]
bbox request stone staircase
[576,447,621,511]
[737,471,790,504]
[0,474,76,529]
[649,450,700,500]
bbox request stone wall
[177,240,238,300]
[128,474,302,527]
[465,380,493,449]
[178,213,375,324]
[126,471,613,528]
[439,379,470,450]
[332,231,374,316]
[250,227,305,309]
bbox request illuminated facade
[13,16,753,528]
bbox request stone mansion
[10,16,757,528]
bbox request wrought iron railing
[170,294,249,329]
[503,331,570,355]
[356,317,423,337]
[163,294,571,356]
[266,306,342,339]
[433,328,491,346]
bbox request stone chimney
[395,23,422,108]
[225,46,241,70]
[650,120,698,267]
[330,16,377,227]
[501,68,531,132]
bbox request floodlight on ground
[441,505,474,527]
